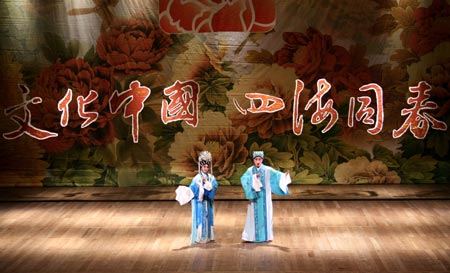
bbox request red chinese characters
[348,83,384,135]
[57,88,72,127]
[393,81,447,139]
[293,79,339,135]
[3,80,448,143]
[305,79,339,134]
[3,84,58,140]
[77,90,100,129]
[109,80,151,143]
[161,80,199,127]
[57,89,100,128]
[292,79,306,135]
[233,93,285,115]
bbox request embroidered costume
[175,151,218,244]
[240,151,291,242]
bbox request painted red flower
[96,18,173,75]
[402,0,450,56]
[29,58,116,153]
[274,28,374,105]
[159,0,275,33]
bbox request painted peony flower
[401,0,450,57]
[29,58,116,153]
[96,18,173,75]
[168,111,248,183]
[167,37,234,112]
[274,28,374,105]
[159,0,276,33]
[408,42,450,117]
[334,156,401,184]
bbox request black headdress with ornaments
[198,151,212,174]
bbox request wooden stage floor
[1,185,449,272]
[1,199,450,273]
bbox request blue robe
[240,164,289,242]
[189,172,218,244]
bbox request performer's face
[253,157,263,168]
[201,164,209,173]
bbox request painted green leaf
[426,131,449,158]
[41,32,79,62]
[373,144,400,168]
[300,151,322,170]
[400,155,437,183]
[63,168,103,186]
[43,169,67,186]
[67,40,80,59]
[41,32,67,63]
[153,121,182,152]
[218,179,232,186]
[116,167,140,186]
[434,161,450,183]
[400,137,424,158]
[401,155,437,173]
[291,169,323,184]
[127,137,152,165]
[408,171,425,180]
[300,151,337,183]
[199,72,232,112]
[98,167,118,186]
[117,140,131,162]
[212,77,233,86]
[228,163,249,185]
[113,116,133,140]
[141,107,158,123]
[422,172,435,183]
[84,46,102,67]
[179,177,192,186]
[167,34,194,56]
[205,85,229,106]
[137,72,161,88]
[323,137,367,162]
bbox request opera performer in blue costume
[240,151,291,242]
[175,151,218,244]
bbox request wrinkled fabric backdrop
[1,0,449,187]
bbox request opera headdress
[253,151,264,159]
[198,151,212,174]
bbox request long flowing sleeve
[189,176,200,199]
[241,167,257,200]
[268,167,290,196]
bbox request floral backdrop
[1,0,449,187]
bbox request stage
[1,200,450,273]
[1,185,450,272]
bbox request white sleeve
[204,182,212,191]
[279,172,291,194]
[252,174,263,192]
